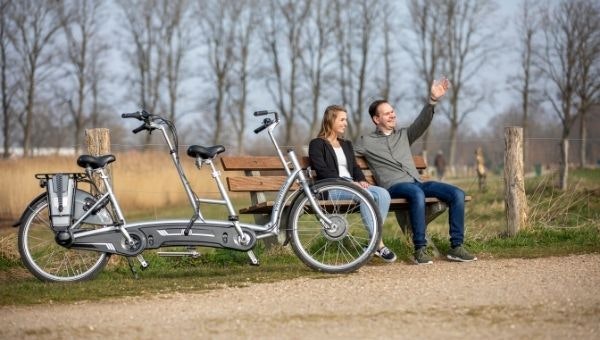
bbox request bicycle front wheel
[18,197,110,282]
[288,180,382,273]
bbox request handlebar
[121,110,154,134]
[121,110,151,121]
[252,111,278,134]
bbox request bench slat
[221,156,311,171]
[220,155,426,171]
[227,175,378,191]
[227,176,299,192]
[239,196,472,214]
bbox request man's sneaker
[446,246,477,262]
[413,247,433,265]
[375,246,397,263]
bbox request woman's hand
[356,181,370,189]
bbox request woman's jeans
[388,181,465,249]
[330,185,391,237]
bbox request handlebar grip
[132,124,147,134]
[121,111,142,120]
[253,110,269,116]
[253,124,268,134]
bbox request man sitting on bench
[355,77,476,265]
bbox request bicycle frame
[63,112,333,267]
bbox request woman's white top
[333,147,352,180]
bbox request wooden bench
[220,154,471,251]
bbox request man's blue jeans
[388,181,465,249]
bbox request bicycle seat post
[93,167,136,247]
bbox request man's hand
[430,77,450,101]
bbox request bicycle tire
[18,196,110,282]
[288,179,382,273]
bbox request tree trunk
[579,114,587,168]
[559,137,569,190]
[85,128,111,194]
[504,127,527,236]
[448,120,458,176]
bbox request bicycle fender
[281,189,303,246]
[12,190,112,228]
[12,193,47,227]
[72,190,112,225]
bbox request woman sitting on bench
[308,105,396,263]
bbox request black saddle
[77,155,116,170]
[187,145,226,159]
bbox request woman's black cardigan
[308,137,367,182]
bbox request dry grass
[0,151,229,224]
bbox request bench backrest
[220,155,427,192]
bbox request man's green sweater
[354,103,436,190]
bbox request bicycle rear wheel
[18,197,110,282]
[288,179,382,273]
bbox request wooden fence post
[85,128,111,193]
[504,127,528,236]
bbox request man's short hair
[368,99,389,118]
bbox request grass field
[0,153,598,306]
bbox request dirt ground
[1,254,599,339]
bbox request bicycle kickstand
[125,254,149,279]
[126,257,139,279]
[246,250,259,266]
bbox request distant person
[475,147,487,192]
[355,77,476,265]
[308,105,397,262]
[434,150,446,181]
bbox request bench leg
[393,202,447,258]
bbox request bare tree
[8,0,62,156]
[405,0,447,162]
[573,1,600,168]
[439,0,499,168]
[260,0,312,145]
[88,42,106,129]
[59,0,108,153]
[227,1,259,154]
[511,0,543,172]
[332,0,381,140]
[0,0,17,158]
[196,0,240,145]
[376,1,399,103]
[298,0,336,138]
[539,0,599,189]
[118,0,166,146]
[159,0,191,123]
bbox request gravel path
[1,254,599,339]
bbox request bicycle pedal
[246,250,259,266]
[137,254,149,270]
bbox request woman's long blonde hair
[317,105,347,140]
